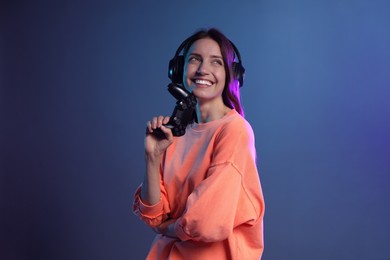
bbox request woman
[133,28,265,259]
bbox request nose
[196,62,208,75]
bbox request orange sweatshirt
[133,109,265,259]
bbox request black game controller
[153,83,197,138]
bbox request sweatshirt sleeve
[174,119,264,242]
[132,162,171,227]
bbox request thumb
[160,125,174,141]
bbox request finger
[157,116,165,128]
[162,116,170,125]
[146,121,153,133]
[151,117,158,129]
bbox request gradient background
[2,0,390,259]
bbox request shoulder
[212,110,258,165]
[219,110,255,141]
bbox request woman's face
[183,38,226,104]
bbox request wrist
[145,153,162,164]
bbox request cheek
[183,64,196,80]
[218,71,227,85]
[184,63,197,76]
[182,66,192,90]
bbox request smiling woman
[184,38,227,114]
[132,28,265,260]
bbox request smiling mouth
[194,79,213,86]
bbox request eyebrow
[189,52,223,60]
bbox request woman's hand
[145,116,174,159]
[152,219,178,239]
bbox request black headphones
[168,37,245,87]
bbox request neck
[196,99,231,123]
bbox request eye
[212,59,223,66]
[188,55,201,63]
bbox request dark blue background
[2,0,390,259]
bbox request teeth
[195,79,212,86]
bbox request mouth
[193,79,214,87]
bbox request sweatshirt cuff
[138,197,164,218]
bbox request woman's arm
[140,116,173,205]
[132,116,173,227]
[140,154,163,205]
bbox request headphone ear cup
[168,55,185,84]
[232,62,245,87]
